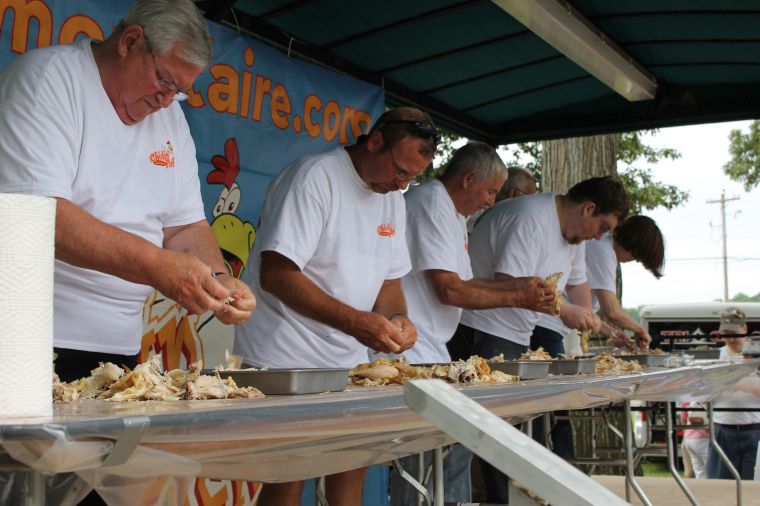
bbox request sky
[616,120,759,308]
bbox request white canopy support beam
[492,0,657,102]
[404,379,628,506]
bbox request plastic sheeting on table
[0,360,757,504]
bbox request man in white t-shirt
[587,216,664,348]
[390,143,552,505]
[465,165,537,233]
[234,107,438,506]
[0,0,255,383]
[454,176,629,503]
[708,307,760,479]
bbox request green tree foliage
[617,131,688,214]
[424,129,688,213]
[723,120,760,191]
[730,292,760,302]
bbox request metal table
[1,360,756,504]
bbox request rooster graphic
[207,138,256,279]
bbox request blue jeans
[707,423,760,479]
[389,444,472,505]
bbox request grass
[641,460,684,478]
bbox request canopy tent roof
[199,0,760,144]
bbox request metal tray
[614,354,669,367]
[489,360,550,379]
[549,358,596,375]
[204,368,349,395]
[687,349,721,360]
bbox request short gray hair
[442,141,507,182]
[121,0,212,68]
[497,165,535,199]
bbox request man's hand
[634,327,652,350]
[350,312,417,354]
[211,273,256,324]
[152,250,229,315]
[560,303,597,331]
[505,277,554,312]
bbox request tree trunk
[542,134,629,474]
[542,134,618,193]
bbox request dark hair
[368,107,437,156]
[566,176,630,220]
[614,215,665,278]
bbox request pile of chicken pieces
[53,355,264,403]
[350,355,519,386]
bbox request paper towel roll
[0,193,55,418]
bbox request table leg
[665,401,699,505]
[624,400,652,506]
[433,447,443,506]
[22,471,44,506]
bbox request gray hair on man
[497,165,535,200]
[443,141,507,182]
[120,0,213,68]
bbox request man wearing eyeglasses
[0,0,255,385]
[234,107,437,506]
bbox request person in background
[452,176,629,503]
[719,307,747,360]
[588,215,664,349]
[0,0,255,383]
[680,401,709,479]
[234,107,437,506]
[708,307,760,480]
[389,143,552,505]
[465,165,537,233]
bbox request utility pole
[707,190,739,302]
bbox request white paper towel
[0,193,55,418]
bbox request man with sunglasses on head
[0,0,255,384]
[389,143,553,505]
[234,107,437,506]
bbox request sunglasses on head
[374,120,441,148]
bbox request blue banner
[0,0,385,278]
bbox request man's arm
[429,270,552,311]
[55,198,245,320]
[259,251,410,353]
[595,289,651,347]
[372,278,417,351]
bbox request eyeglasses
[374,120,441,149]
[144,33,188,102]
[389,147,416,182]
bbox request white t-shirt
[401,180,472,363]
[234,148,411,368]
[460,193,586,345]
[586,233,617,314]
[0,39,204,355]
[713,367,760,425]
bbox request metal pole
[624,400,653,506]
[707,190,739,302]
[665,401,700,505]
[433,447,444,506]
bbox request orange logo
[149,140,176,168]
[377,223,396,237]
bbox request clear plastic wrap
[1,360,757,504]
